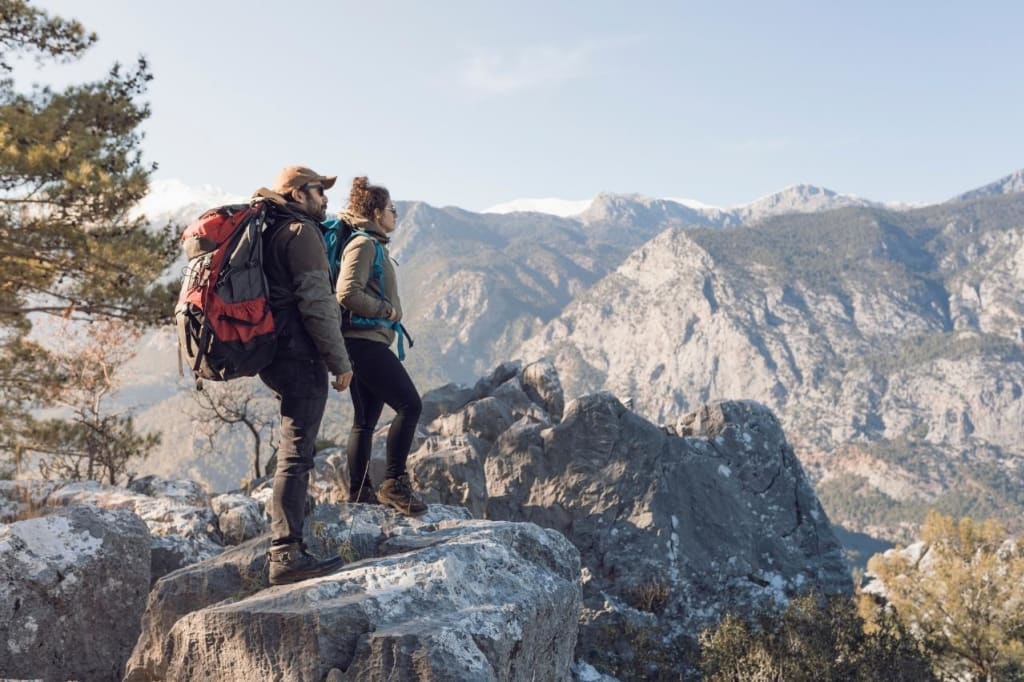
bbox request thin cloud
[722,138,793,154]
[459,39,632,95]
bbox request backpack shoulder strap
[345,229,386,285]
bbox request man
[254,166,354,585]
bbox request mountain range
[107,171,1024,545]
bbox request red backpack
[175,200,278,385]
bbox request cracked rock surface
[409,362,849,663]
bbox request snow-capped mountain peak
[132,178,246,225]
[482,197,593,218]
[665,197,723,211]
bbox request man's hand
[386,306,400,322]
[331,371,353,392]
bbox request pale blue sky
[18,1,1024,210]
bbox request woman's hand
[386,306,400,322]
[332,371,353,392]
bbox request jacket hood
[254,188,318,221]
[253,187,288,206]
[340,210,389,242]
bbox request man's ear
[289,188,305,203]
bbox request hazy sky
[17,1,1024,210]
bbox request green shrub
[699,593,936,682]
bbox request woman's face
[378,200,398,233]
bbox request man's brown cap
[272,166,338,195]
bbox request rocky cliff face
[405,362,849,675]
[391,187,870,386]
[517,194,1024,541]
[388,200,692,388]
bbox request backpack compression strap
[344,230,414,360]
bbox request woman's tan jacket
[335,212,401,346]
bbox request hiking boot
[349,485,380,505]
[378,475,427,516]
[267,543,344,585]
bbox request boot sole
[269,558,345,585]
[378,496,428,516]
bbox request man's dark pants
[259,355,328,546]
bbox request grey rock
[521,358,565,421]
[420,382,478,425]
[310,448,352,504]
[732,184,876,225]
[435,395,515,443]
[126,504,470,680]
[411,365,849,676]
[128,475,209,507]
[492,375,555,425]
[210,493,267,545]
[576,597,664,679]
[0,505,151,682]
[409,433,489,517]
[472,360,522,397]
[125,534,271,682]
[44,479,223,582]
[125,505,579,682]
[572,660,621,682]
[0,480,60,523]
[954,168,1024,201]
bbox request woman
[335,176,425,515]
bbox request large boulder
[0,477,227,582]
[125,503,581,682]
[408,363,851,676]
[495,393,849,617]
[0,505,151,681]
[44,478,224,581]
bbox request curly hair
[347,176,390,220]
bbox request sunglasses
[304,184,325,196]
[386,205,397,216]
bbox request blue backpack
[321,218,414,360]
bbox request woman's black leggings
[344,337,422,492]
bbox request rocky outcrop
[0,477,238,582]
[0,505,151,681]
[405,363,849,675]
[47,478,223,581]
[516,196,1024,541]
[125,503,581,682]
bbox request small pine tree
[867,511,1024,681]
[0,0,176,470]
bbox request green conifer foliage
[0,0,176,473]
